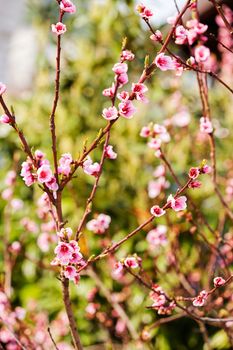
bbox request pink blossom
[58,227,73,239]
[188,167,200,179]
[35,149,45,160]
[15,307,26,320]
[194,45,210,63]
[64,266,78,280]
[153,165,165,178]
[187,29,198,45]
[124,256,139,269]
[117,91,129,101]
[86,302,99,316]
[0,114,11,124]
[105,145,117,159]
[11,198,24,211]
[136,4,153,19]
[188,180,202,189]
[37,232,56,253]
[51,22,67,36]
[153,124,167,135]
[112,261,124,279]
[2,188,13,200]
[5,170,16,186]
[132,83,148,102]
[140,126,151,137]
[9,241,21,253]
[150,205,166,217]
[83,157,101,177]
[200,117,213,133]
[148,177,170,199]
[60,0,76,13]
[46,176,59,191]
[102,83,115,98]
[167,194,187,212]
[0,82,6,95]
[194,22,208,35]
[86,213,111,234]
[147,225,167,247]
[154,149,162,158]
[118,100,136,119]
[102,106,118,121]
[213,276,226,287]
[115,319,126,335]
[154,53,175,71]
[54,242,74,265]
[112,63,128,75]
[202,164,212,174]
[58,153,72,176]
[193,290,208,307]
[174,60,184,76]
[21,160,33,178]
[152,294,166,307]
[69,251,83,264]
[175,25,187,45]
[171,109,191,127]
[148,138,161,150]
[116,73,128,86]
[150,30,162,42]
[21,218,38,233]
[121,50,135,61]
[37,165,53,184]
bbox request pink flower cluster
[148,165,170,199]
[60,0,76,13]
[82,156,100,177]
[105,145,117,159]
[154,53,176,72]
[21,150,58,191]
[193,290,208,307]
[51,22,67,36]
[200,117,213,134]
[52,228,83,283]
[112,256,141,280]
[150,285,175,315]
[102,50,150,121]
[136,4,153,19]
[174,20,208,46]
[86,213,111,234]
[124,256,141,269]
[150,194,187,218]
[147,225,167,247]
[140,123,170,157]
[51,0,76,35]
[58,153,73,176]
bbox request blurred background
[0,0,233,349]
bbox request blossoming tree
[0,0,233,349]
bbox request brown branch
[196,72,233,221]
[78,175,194,274]
[62,278,83,350]
[0,96,35,163]
[48,327,59,350]
[146,312,186,332]
[50,10,64,185]
[75,129,111,240]
[208,0,233,36]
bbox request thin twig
[48,327,59,350]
